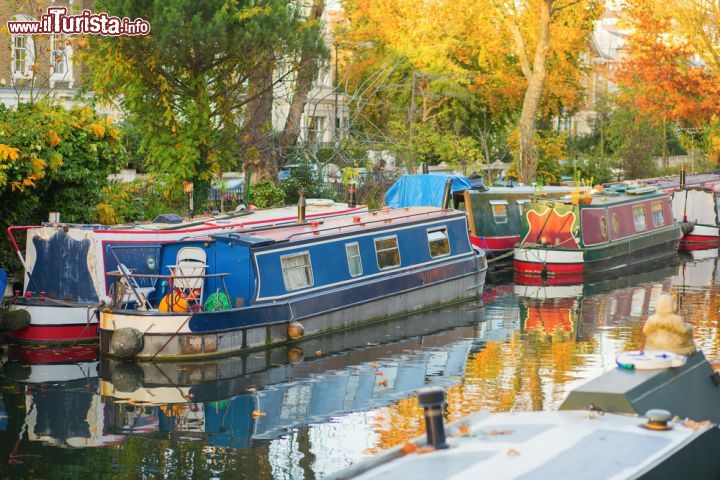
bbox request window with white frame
[374,236,400,270]
[651,202,664,227]
[345,242,362,277]
[490,200,508,224]
[50,34,73,82]
[633,205,647,231]
[281,252,313,291]
[10,16,35,78]
[427,227,450,258]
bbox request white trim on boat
[514,248,584,264]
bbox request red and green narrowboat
[454,186,574,256]
[514,188,682,283]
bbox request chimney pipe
[297,191,306,223]
[442,178,453,209]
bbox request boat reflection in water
[1,298,519,458]
[2,345,127,459]
[514,257,683,342]
[99,300,517,445]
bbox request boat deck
[349,410,713,480]
[238,206,457,243]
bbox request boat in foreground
[99,206,487,361]
[4,201,365,343]
[514,187,682,283]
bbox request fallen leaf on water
[252,410,266,418]
[507,449,521,457]
[377,379,388,387]
[315,350,323,356]
[457,424,471,437]
[400,443,418,455]
[371,362,378,368]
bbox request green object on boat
[204,291,231,311]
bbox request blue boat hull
[100,258,487,360]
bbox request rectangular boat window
[633,205,647,231]
[651,201,665,227]
[516,199,530,217]
[427,227,450,258]
[375,236,401,270]
[345,242,363,277]
[490,200,508,224]
[281,252,313,291]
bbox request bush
[96,175,186,224]
[251,180,285,208]
[0,102,126,274]
[280,159,336,203]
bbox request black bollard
[417,387,448,449]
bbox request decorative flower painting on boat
[521,205,580,249]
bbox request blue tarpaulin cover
[385,174,473,208]
[0,268,6,298]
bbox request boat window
[516,199,529,217]
[612,213,620,235]
[651,202,664,227]
[345,242,363,277]
[600,216,608,239]
[490,200,508,224]
[375,236,401,270]
[281,252,314,291]
[633,205,647,231]
[427,227,450,258]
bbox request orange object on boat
[158,290,190,313]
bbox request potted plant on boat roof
[570,167,593,205]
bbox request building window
[375,236,400,270]
[427,227,450,258]
[345,242,362,277]
[490,200,508,224]
[281,252,313,291]
[307,116,325,144]
[50,34,72,78]
[633,205,647,232]
[651,202,664,227]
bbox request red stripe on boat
[8,325,99,343]
[514,260,584,275]
[477,236,519,252]
[679,234,720,250]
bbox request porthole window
[612,213,620,235]
[600,216,608,239]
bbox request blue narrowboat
[99,206,487,360]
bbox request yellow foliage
[48,130,61,147]
[0,144,20,161]
[89,123,106,138]
[95,203,117,225]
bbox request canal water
[0,252,718,479]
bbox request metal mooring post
[417,387,448,449]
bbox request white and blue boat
[99,206,488,360]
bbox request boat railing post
[422,162,429,174]
[348,181,357,208]
[417,387,448,449]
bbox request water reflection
[1,253,719,478]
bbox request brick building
[1,0,91,108]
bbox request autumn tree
[340,0,599,180]
[614,0,720,169]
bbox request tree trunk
[278,0,325,163]
[516,0,552,184]
[245,61,277,183]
